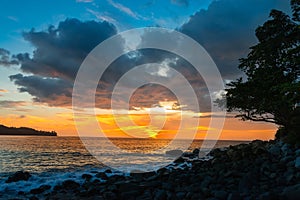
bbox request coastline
[0,125,57,136]
[1,139,300,199]
[0,133,57,136]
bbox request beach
[1,137,300,199]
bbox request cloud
[0,89,8,93]
[0,48,19,67]
[6,0,291,112]
[0,100,27,108]
[96,48,212,111]
[87,9,116,23]
[9,18,117,107]
[9,74,73,107]
[17,18,117,79]
[171,0,189,7]
[7,16,19,22]
[180,0,290,79]
[107,0,141,20]
[76,0,93,2]
[0,89,7,97]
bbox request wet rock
[61,180,80,190]
[154,189,167,200]
[268,145,281,156]
[30,185,51,194]
[182,152,194,159]
[82,174,92,181]
[258,192,278,200]
[209,148,223,157]
[192,148,200,155]
[103,191,117,199]
[213,190,228,200]
[107,175,124,183]
[105,183,117,192]
[295,157,300,168]
[121,191,140,200]
[227,192,242,200]
[173,156,185,164]
[287,160,295,167]
[118,182,140,192]
[130,171,145,182]
[81,187,99,197]
[201,176,212,188]
[280,155,294,164]
[295,149,300,156]
[281,144,293,156]
[227,149,240,160]
[161,182,173,191]
[5,171,31,183]
[93,179,100,184]
[53,184,62,191]
[176,191,186,199]
[238,173,255,194]
[140,180,161,188]
[136,190,152,200]
[281,183,300,200]
[95,172,108,180]
[191,193,205,200]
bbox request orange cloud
[0,89,8,93]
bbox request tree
[218,0,300,143]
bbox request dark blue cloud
[19,18,117,79]
[9,74,73,107]
[7,0,292,109]
[180,0,290,79]
[0,48,19,66]
[9,18,118,107]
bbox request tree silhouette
[218,0,300,143]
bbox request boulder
[280,144,293,157]
[213,190,228,200]
[30,185,51,194]
[5,171,31,183]
[227,192,242,200]
[154,189,167,200]
[281,184,300,200]
[82,174,93,181]
[295,149,300,156]
[95,172,108,180]
[295,157,300,168]
[61,180,80,190]
[268,145,281,156]
[192,148,200,155]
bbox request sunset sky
[0,0,291,140]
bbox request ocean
[0,136,248,194]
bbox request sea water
[0,136,247,194]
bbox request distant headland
[0,125,57,136]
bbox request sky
[0,0,292,140]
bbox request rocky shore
[2,139,300,200]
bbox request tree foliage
[219,0,300,142]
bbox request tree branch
[236,113,276,123]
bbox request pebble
[4,139,300,199]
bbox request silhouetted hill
[0,125,57,136]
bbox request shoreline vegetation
[2,139,300,199]
[0,125,57,136]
